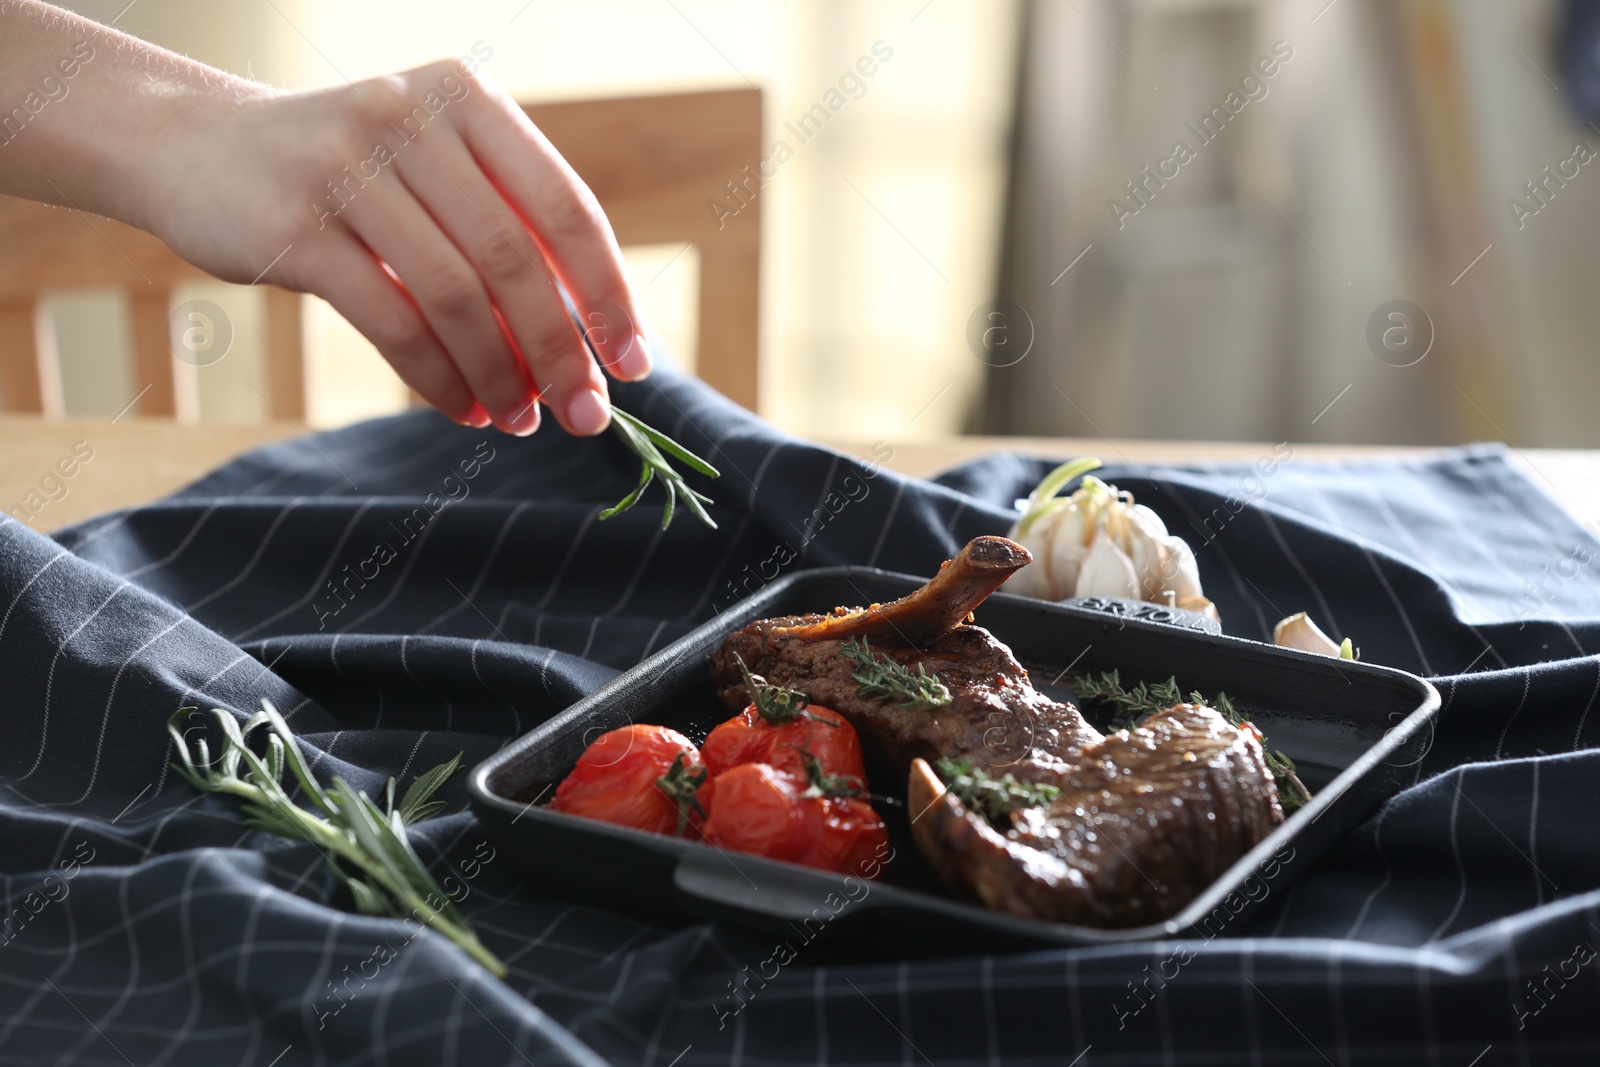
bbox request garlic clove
[1005,504,1061,599]
[1074,529,1140,599]
[1047,503,1094,599]
[1273,612,1342,656]
[1155,535,1205,603]
[1122,505,1175,600]
[1127,503,1171,540]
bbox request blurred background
[19,0,1600,447]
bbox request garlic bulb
[1005,458,1219,622]
[1273,612,1355,658]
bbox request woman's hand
[0,2,650,436]
[137,60,649,435]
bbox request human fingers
[337,164,541,435]
[295,230,491,428]
[393,121,611,437]
[453,79,652,383]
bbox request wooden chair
[0,87,763,418]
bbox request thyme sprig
[1070,669,1311,815]
[933,758,1061,823]
[1264,751,1312,814]
[731,652,836,727]
[167,700,505,977]
[1070,669,1238,732]
[601,406,720,529]
[839,636,952,710]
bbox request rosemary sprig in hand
[601,406,720,529]
[1070,669,1311,814]
[839,636,952,710]
[167,700,506,977]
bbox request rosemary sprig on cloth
[167,700,505,977]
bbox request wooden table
[2,416,1595,533]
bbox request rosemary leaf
[397,753,464,827]
[839,636,952,710]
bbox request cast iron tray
[468,566,1440,959]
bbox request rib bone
[773,535,1032,646]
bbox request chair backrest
[0,86,763,419]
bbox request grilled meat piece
[715,535,1097,781]
[908,704,1284,927]
[715,619,1102,783]
[711,535,1284,926]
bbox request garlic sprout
[1005,458,1219,623]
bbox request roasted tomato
[701,757,889,877]
[794,788,891,877]
[697,762,808,862]
[550,724,713,837]
[703,654,867,782]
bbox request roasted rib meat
[710,535,1285,927]
[908,705,1282,926]
[714,537,1099,781]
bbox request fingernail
[465,402,491,428]
[507,401,541,437]
[615,333,653,380]
[565,388,611,436]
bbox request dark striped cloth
[2,369,1599,1066]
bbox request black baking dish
[468,566,1440,959]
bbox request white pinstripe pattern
[865,481,906,570]
[1458,460,1600,601]
[1528,760,1544,908]
[469,639,523,736]
[1571,658,1600,750]
[1493,668,1534,760]
[1296,480,1435,673]
[416,501,534,636]
[119,501,225,581]
[19,580,130,781]
[1363,491,1515,671]
[1428,775,1470,943]
[491,505,604,632]
[400,635,453,730]
[233,500,378,641]
[0,547,69,651]
[69,612,189,805]
[338,513,446,633]
[1257,510,1342,642]
[182,497,308,613]
[794,454,842,565]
